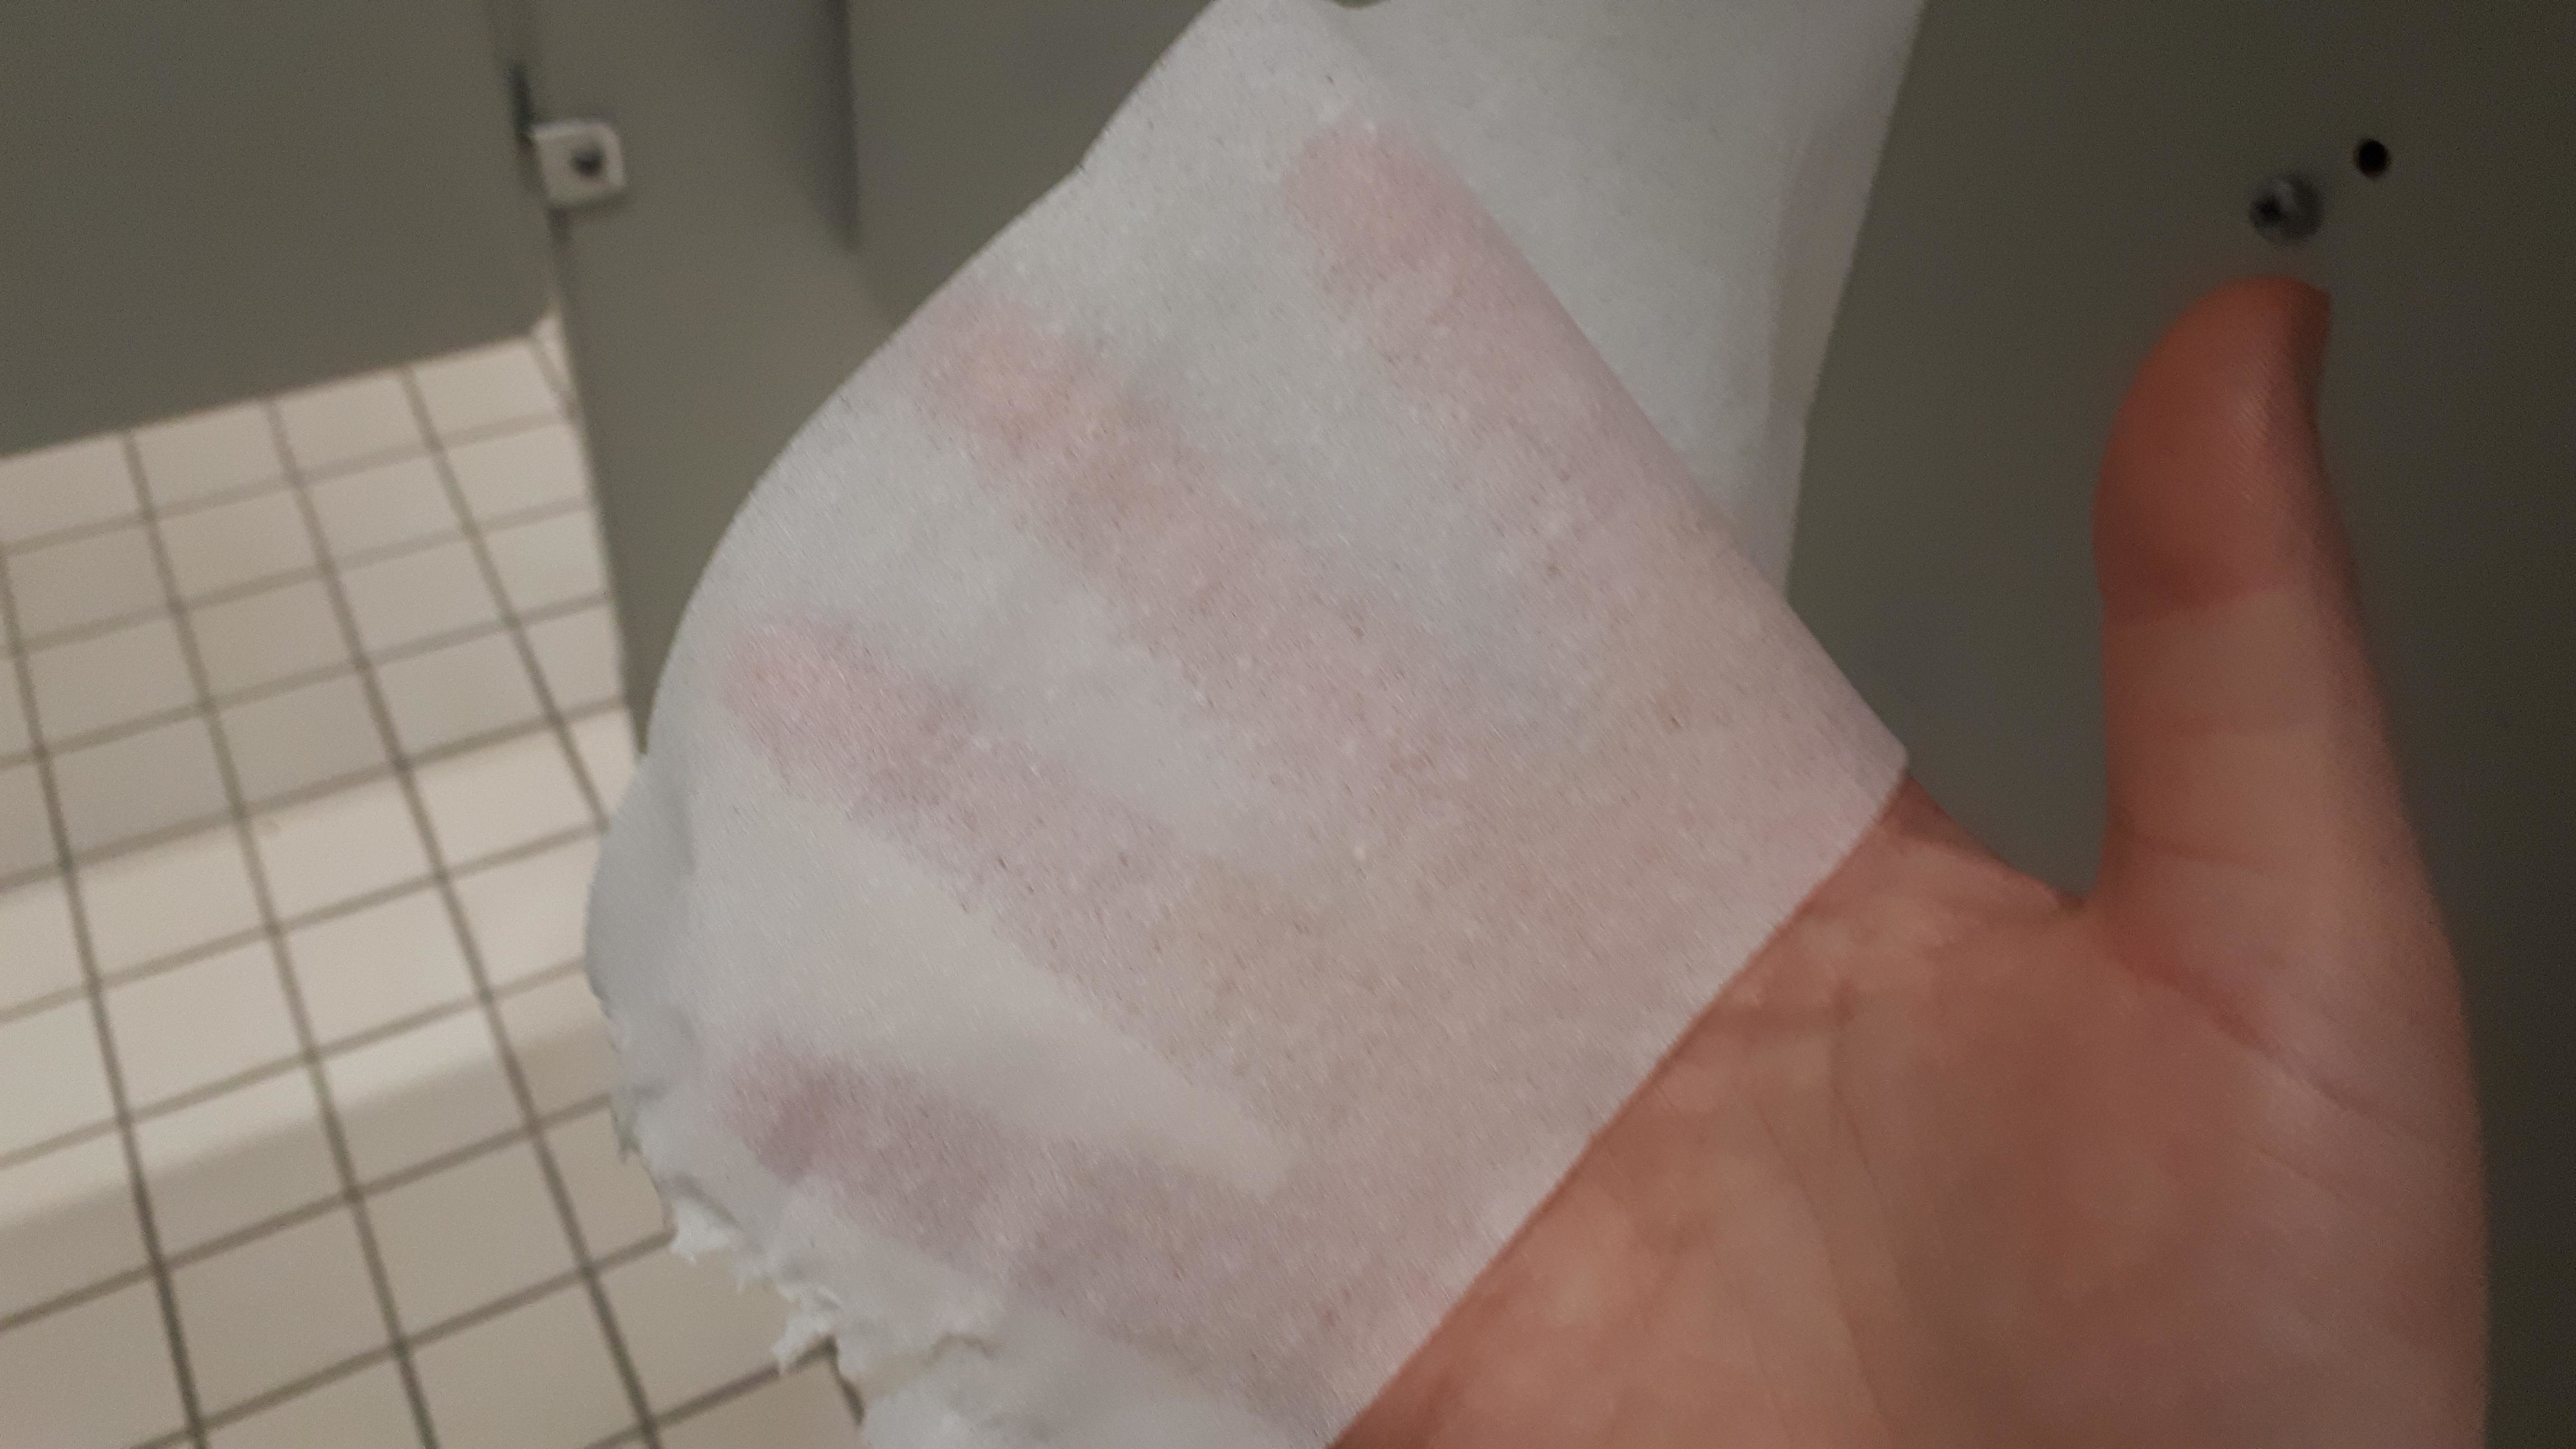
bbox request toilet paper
[587,0,1912,1441]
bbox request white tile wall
[0,875,80,1010]
[275,374,423,474]
[569,706,639,813]
[158,489,317,600]
[413,1285,631,1449]
[6,524,163,640]
[375,631,544,756]
[209,1361,418,1449]
[0,323,858,1445]
[0,1134,143,1321]
[524,603,622,713]
[173,1208,388,1413]
[660,1365,861,1449]
[134,1070,341,1255]
[28,615,196,741]
[308,455,460,559]
[52,714,231,851]
[218,672,386,804]
[484,511,607,614]
[413,732,591,869]
[544,1106,667,1259]
[0,1283,185,1447]
[341,539,500,654]
[133,402,286,507]
[370,1142,575,1332]
[323,1012,521,1182]
[412,343,558,441]
[285,887,477,1044]
[0,999,115,1157]
[0,437,142,546]
[451,835,597,988]
[446,422,589,523]
[251,777,431,920]
[602,1248,796,1416]
[190,578,353,695]
[102,942,299,1107]
[0,762,54,878]
[494,973,619,1115]
[78,824,261,972]
[0,674,28,760]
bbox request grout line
[0,451,211,1446]
[583,1352,845,1449]
[25,701,221,763]
[0,507,154,559]
[0,980,91,1033]
[90,826,598,994]
[0,1085,625,1345]
[164,1220,668,1449]
[0,345,657,1438]
[0,1115,120,1177]
[0,1262,158,1339]
[12,401,565,556]
[3,533,607,682]
[153,414,442,1449]
[400,372,615,828]
[270,375,665,1447]
[393,366,664,1435]
[33,711,611,896]
[187,1342,403,1441]
[1,954,596,1186]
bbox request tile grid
[392,374,613,828]
[0,1072,612,1393]
[392,352,864,1442]
[0,410,570,634]
[0,819,603,1049]
[0,600,612,900]
[0,951,601,1329]
[259,392,668,1446]
[8,493,589,672]
[129,1229,678,1449]
[0,524,210,1444]
[1,337,862,1444]
[121,430,440,1446]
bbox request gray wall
[0,0,549,454]
[1793,1,2575,1435]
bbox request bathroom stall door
[0,0,551,455]
[1790,0,2575,1436]
[527,0,1208,710]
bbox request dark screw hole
[2249,173,2322,245]
[2354,137,2391,178]
[571,144,607,179]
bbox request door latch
[529,119,627,210]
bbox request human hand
[1341,279,2486,1448]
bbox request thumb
[2090,278,2416,936]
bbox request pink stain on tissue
[722,1041,1446,1420]
[705,110,1850,1419]
[1283,118,1772,711]
[909,289,1477,795]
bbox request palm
[1343,283,2485,1447]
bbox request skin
[1341,279,2486,1448]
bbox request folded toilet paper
[587,0,1913,1441]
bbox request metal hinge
[513,62,626,210]
[529,118,627,210]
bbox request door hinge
[529,118,627,210]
